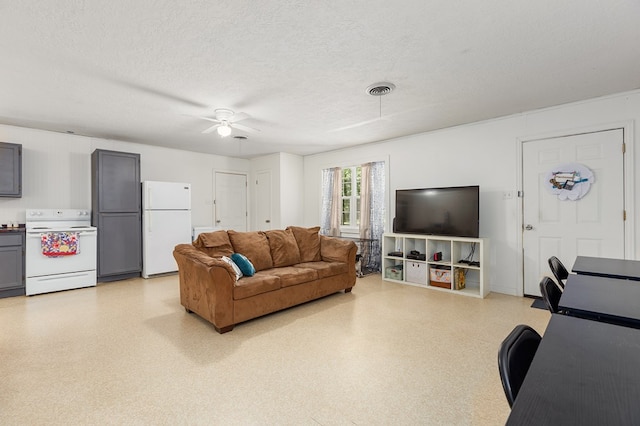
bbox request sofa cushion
[233,272,280,300]
[262,266,318,288]
[287,226,321,262]
[265,229,301,267]
[230,253,254,277]
[294,261,348,279]
[192,230,234,257]
[228,230,274,271]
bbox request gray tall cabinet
[91,149,142,282]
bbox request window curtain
[359,161,385,272]
[329,167,342,236]
[320,167,342,236]
[359,163,372,239]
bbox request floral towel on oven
[41,232,79,257]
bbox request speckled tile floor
[0,274,550,425]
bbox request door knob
[525,224,534,230]
[265,220,270,223]
[216,220,221,224]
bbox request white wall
[303,89,640,296]
[279,152,304,227]
[3,89,639,296]
[0,124,250,228]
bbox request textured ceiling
[1,1,639,158]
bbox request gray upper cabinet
[91,149,142,282]
[0,142,22,197]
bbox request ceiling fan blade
[232,123,260,133]
[197,116,221,124]
[202,123,222,134]
[229,112,250,123]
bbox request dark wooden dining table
[572,255,640,281]
[506,314,640,425]
[559,273,640,329]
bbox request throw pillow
[265,229,301,267]
[220,256,243,281]
[227,230,273,271]
[287,226,322,262]
[231,253,256,277]
[192,230,234,257]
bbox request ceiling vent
[366,82,396,96]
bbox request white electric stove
[25,209,97,296]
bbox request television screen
[394,186,479,237]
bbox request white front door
[522,129,625,296]
[256,170,272,231]
[214,171,247,232]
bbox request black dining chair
[498,324,542,407]
[548,256,569,290]
[540,276,562,314]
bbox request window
[341,166,361,227]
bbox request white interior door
[214,172,247,231]
[522,129,625,296]
[256,170,272,231]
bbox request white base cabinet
[382,233,489,298]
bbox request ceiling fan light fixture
[217,123,232,137]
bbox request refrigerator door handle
[148,213,152,233]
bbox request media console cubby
[382,233,489,298]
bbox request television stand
[382,232,489,298]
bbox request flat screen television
[394,185,479,237]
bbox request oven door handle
[26,231,97,237]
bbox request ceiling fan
[197,109,260,137]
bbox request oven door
[26,229,97,277]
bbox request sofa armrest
[173,244,236,330]
[319,236,357,263]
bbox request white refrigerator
[142,181,192,278]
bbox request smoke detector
[366,82,396,96]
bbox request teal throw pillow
[231,253,256,277]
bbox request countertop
[0,228,25,233]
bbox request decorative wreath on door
[545,163,594,201]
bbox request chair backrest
[498,324,542,407]
[548,256,569,289]
[540,276,562,313]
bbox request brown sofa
[173,226,357,333]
